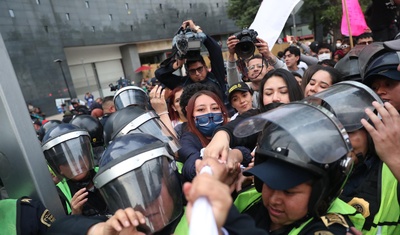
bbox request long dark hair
[258,68,304,111]
[301,65,343,91]
[186,90,228,147]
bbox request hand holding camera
[254,37,272,59]
[173,20,203,60]
[181,20,202,33]
[233,29,258,59]
[227,35,239,56]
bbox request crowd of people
[2,10,400,234]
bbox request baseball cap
[243,157,315,190]
[228,82,251,102]
[364,68,400,86]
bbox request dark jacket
[46,206,268,235]
[216,109,261,150]
[178,131,252,183]
[155,35,228,102]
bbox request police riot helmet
[303,81,383,132]
[363,50,400,86]
[41,123,94,180]
[334,45,365,81]
[235,102,353,217]
[103,106,180,153]
[37,120,62,142]
[70,115,104,148]
[113,86,150,110]
[94,133,182,234]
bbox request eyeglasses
[247,64,264,71]
[341,44,349,49]
[195,113,223,126]
[188,66,204,75]
[358,41,373,45]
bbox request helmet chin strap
[355,152,365,164]
[74,170,95,189]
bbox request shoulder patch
[320,213,349,228]
[40,209,56,227]
[348,197,370,218]
[314,231,334,235]
[21,198,32,204]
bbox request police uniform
[0,197,55,235]
[341,155,400,234]
[56,169,108,216]
[243,199,360,235]
[47,206,269,235]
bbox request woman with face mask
[178,90,252,183]
[204,69,304,161]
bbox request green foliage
[300,0,371,36]
[227,0,261,28]
[227,0,371,36]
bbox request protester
[178,90,251,182]
[301,65,343,97]
[228,82,254,120]
[283,46,304,76]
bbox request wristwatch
[194,25,201,33]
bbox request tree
[227,0,371,38]
[300,0,371,39]
[227,0,261,28]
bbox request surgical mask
[318,53,331,62]
[194,112,223,137]
[336,43,342,48]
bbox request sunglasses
[188,66,204,75]
[195,113,223,126]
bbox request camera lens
[235,39,255,59]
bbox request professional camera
[109,77,132,91]
[234,29,258,59]
[173,27,202,59]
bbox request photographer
[155,20,228,109]
[226,34,287,86]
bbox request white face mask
[336,43,342,48]
[318,53,331,62]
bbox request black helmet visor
[114,111,180,153]
[234,103,352,165]
[42,132,94,180]
[304,81,383,132]
[94,147,182,233]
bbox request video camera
[234,29,258,59]
[173,27,202,59]
[109,77,133,91]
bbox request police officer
[0,197,54,235]
[70,115,105,165]
[41,123,107,216]
[304,81,400,234]
[113,86,151,111]
[45,134,269,235]
[359,41,400,111]
[232,102,364,234]
[103,105,180,153]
